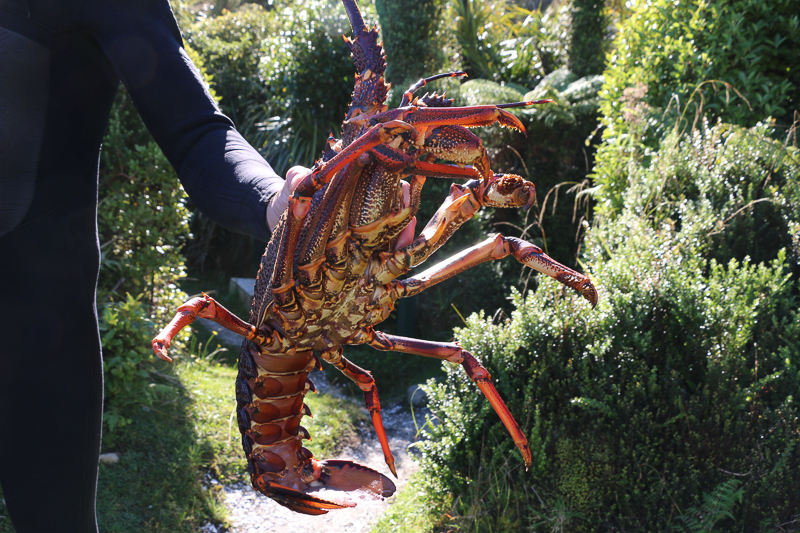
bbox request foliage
[502,69,605,268]
[402,70,605,340]
[257,0,379,174]
[94,326,363,532]
[450,0,570,87]
[568,0,607,77]
[183,1,380,177]
[370,472,451,533]
[418,120,800,531]
[594,0,800,216]
[95,359,226,532]
[672,479,745,533]
[98,88,192,443]
[375,0,448,91]
[181,5,275,140]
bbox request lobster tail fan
[315,459,396,499]
[255,478,357,516]
[255,459,395,515]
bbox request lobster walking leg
[293,120,419,197]
[321,349,397,477]
[399,234,598,307]
[369,174,535,285]
[152,293,261,361]
[366,331,532,468]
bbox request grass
[370,471,451,533]
[95,329,365,532]
[0,274,452,532]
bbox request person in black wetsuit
[0,1,306,531]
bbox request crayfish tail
[255,478,356,515]
[317,459,396,499]
[254,459,396,515]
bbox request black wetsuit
[0,1,282,530]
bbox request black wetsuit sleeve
[94,0,282,241]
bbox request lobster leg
[293,120,418,197]
[370,174,534,285]
[370,144,482,180]
[321,349,397,477]
[152,293,262,361]
[399,71,467,107]
[270,195,314,335]
[399,233,598,307]
[371,103,533,135]
[365,331,532,469]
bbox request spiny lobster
[152,0,597,515]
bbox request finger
[401,180,411,207]
[286,166,312,193]
[394,216,416,250]
[268,166,312,230]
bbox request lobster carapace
[152,0,597,515]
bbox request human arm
[95,0,285,240]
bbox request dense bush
[448,71,604,268]
[568,0,607,77]
[256,0,380,174]
[181,1,373,272]
[375,0,448,91]
[98,88,192,440]
[450,0,571,87]
[181,6,275,140]
[401,70,605,338]
[419,120,800,531]
[594,0,800,216]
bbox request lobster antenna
[497,99,555,109]
[342,0,368,38]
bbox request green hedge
[181,5,275,141]
[594,0,800,217]
[376,0,447,92]
[419,120,800,531]
[98,87,192,441]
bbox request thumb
[267,166,312,230]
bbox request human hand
[266,166,311,231]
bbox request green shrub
[181,5,275,140]
[256,0,380,174]
[594,0,800,216]
[569,0,607,77]
[418,120,800,531]
[183,1,378,175]
[376,0,448,91]
[403,72,605,340]
[98,87,192,444]
[450,0,570,87]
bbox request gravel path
[195,321,428,533]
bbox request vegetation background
[1,0,796,531]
